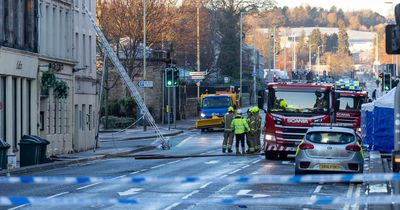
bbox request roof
[268,83,334,90]
[307,126,355,135]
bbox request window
[82,34,86,67]
[88,105,92,130]
[306,132,355,144]
[75,33,79,60]
[82,104,86,130]
[89,35,92,72]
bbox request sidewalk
[0,120,193,176]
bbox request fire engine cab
[263,83,336,159]
[334,80,369,129]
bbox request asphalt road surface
[1,130,365,210]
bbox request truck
[335,80,369,129]
[195,91,238,131]
[263,83,336,159]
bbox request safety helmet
[236,109,243,115]
[228,106,234,112]
[253,107,259,113]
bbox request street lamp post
[240,12,243,105]
[253,18,257,105]
[143,0,147,131]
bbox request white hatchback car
[295,126,364,175]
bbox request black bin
[0,139,10,169]
[31,135,50,163]
[19,135,42,167]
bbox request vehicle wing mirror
[368,99,373,103]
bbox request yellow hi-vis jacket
[231,115,250,134]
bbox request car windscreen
[306,132,355,144]
[202,97,231,108]
[339,96,364,111]
[268,88,329,114]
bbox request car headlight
[272,117,282,125]
[200,113,206,118]
[357,128,362,133]
[265,134,276,141]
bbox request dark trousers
[235,133,245,148]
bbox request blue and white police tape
[1,173,400,184]
[2,195,400,206]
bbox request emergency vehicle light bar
[310,123,354,128]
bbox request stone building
[38,0,97,154]
[0,0,40,156]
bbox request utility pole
[273,26,276,70]
[240,12,243,105]
[292,34,296,72]
[283,29,286,72]
[309,45,312,71]
[197,6,200,102]
[143,0,147,131]
[253,18,257,104]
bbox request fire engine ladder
[84,6,170,150]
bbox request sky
[277,0,398,16]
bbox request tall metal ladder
[84,6,170,150]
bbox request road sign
[252,71,257,77]
[189,71,207,76]
[191,75,205,80]
[138,80,154,88]
[224,77,229,83]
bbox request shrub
[101,116,136,129]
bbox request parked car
[295,126,364,175]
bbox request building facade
[38,0,75,155]
[38,0,97,154]
[0,0,40,156]
[71,0,97,152]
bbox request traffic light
[173,69,179,86]
[383,73,392,91]
[165,68,173,87]
[165,68,179,87]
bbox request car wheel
[265,151,278,160]
[201,128,206,132]
[295,169,305,175]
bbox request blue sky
[277,0,398,16]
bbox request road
[1,130,365,210]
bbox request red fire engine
[335,90,369,129]
[263,83,336,159]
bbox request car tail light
[300,162,310,169]
[345,144,361,152]
[348,163,359,171]
[299,142,314,150]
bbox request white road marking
[46,192,69,199]
[111,175,127,180]
[163,202,181,210]
[182,190,199,200]
[241,165,250,169]
[313,185,322,193]
[77,182,101,190]
[252,159,261,164]
[8,204,29,210]
[176,136,193,147]
[118,188,142,196]
[307,195,317,205]
[151,164,166,169]
[228,168,242,175]
[369,184,388,193]
[351,184,362,210]
[130,171,141,175]
[251,171,259,175]
[220,174,228,179]
[236,189,269,198]
[200,181,213,189]
[204,160,220,165]
[167,160,181,165]
[343,184,355,210]
[140,169,148,172]
[182,158,191,160]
